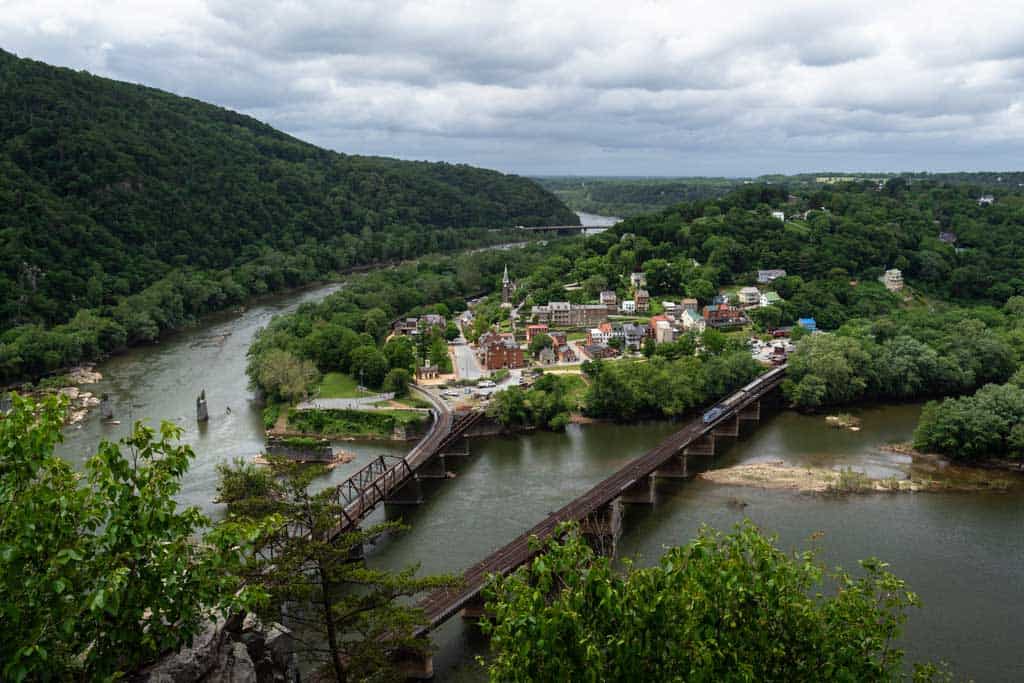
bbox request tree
[528,332,553,357]
[685,278,716,303]
[383,335,416,372]
[0,394,266,681]
[218,459,453,681]
[253,348,321,402]
[383,367,411,397]
[482,521,937,682]
[362,308,390,344]
[349,345,389,389]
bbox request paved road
[295,394,394,410]
[451,340,484,380]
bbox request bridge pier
[581,499,622,557]
[683,433,716,457]
[385,476,423,505]
[655,454,689,479]
[713,415,740,438]
[442,437,470,458]
[461,593,489,622]
[620,475,655,504]
[394,644,434,680]
[739,400,761,422]
[416,454,448,479]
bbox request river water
[56,276,1024,681]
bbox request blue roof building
[797,317,817,331]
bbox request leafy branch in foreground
[481,521,948,682]
[0,393,271,681]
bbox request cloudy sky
[2,0,1023,176]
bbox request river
[55,276,1023,681]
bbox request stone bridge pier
[581,499,622,557]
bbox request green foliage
[784,308,1018,410]
[528,332,553,357]
[583,351,761,420]
[218,458,455,681]
[317,371,374,399]
[483,521,934,682]
[536,176,744,217]
[0,394,268,680]
[0,48,575,384]
[287,407,427,438]
[349,345,389,389]
[251,348,320,403]
[383,367,412,397]
[487,374,576,429]
[913,382,1024,460]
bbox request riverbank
[699,459,1018,494]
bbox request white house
[771,210,786,221]
[882,268,904,292]
[629,272,647,289]
[681,309,706,333]
[738,286,761,306]
[760,291,783,307]
[654,320,675,344]
[621,300,636,314]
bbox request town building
[622,323,646,350]
[681,298,699,312]
[582,344,619,360]
[393,314,446,336]
[654,319,675,344]
[599,290,618,311]
[771,210,786,221]
[526,324,549,343]
[501,264,515,305]
[587,326,610,346]
[477,332,525,370]
[621,300,636,314]
[938,232,957,244]
[738,286,761,307]
[531,302,608,328]
[556,345,578,363]
[978,194,995,206]
[797,317,817,332]
[703,304,747,328]
[415,364,440,380]
[757,269,787,284]
[681,309,706,333]
[662,301,678,316]
[634,289,650,313]
[882,268,904,292]
[759,291,782,307]
[538,347,556,365]
[549,331,567,347]
[629,271,647,289]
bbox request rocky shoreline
[699,459,1018,494]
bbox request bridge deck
[326,388,484,536]
[413,366,786,634]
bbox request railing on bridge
[326,454,415,531]
[411,366,787,635]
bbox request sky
[2,0,1023,177]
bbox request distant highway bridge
[395,365,787,678]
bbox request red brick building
[526,324,549,343]
[477,332,525,370]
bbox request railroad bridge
[396,365,787,678]
[325,388,483,540]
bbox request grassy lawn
[566,331,588,341]
[317,372,375,399]
[558,374,589,410]
[374,396,432,409]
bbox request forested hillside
[0,48,575,382]
[536,176,744,217]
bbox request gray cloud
[1,0,1022,176]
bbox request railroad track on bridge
[412,365,787,635]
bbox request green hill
[0,48,575,382]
